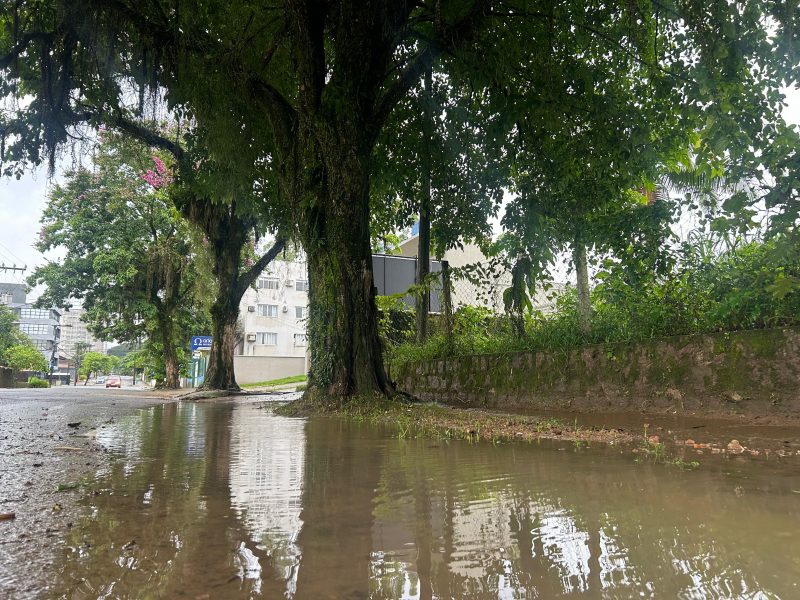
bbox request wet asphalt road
[0,386,174,599]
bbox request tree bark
[302,146,392,398]
[573,231,591,334]
[161,315,180,389]
[196,205,286,391]
[415,67,433,344]
[200,219,246,391]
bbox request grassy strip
[241,375,307,389]
[276,393,635,446]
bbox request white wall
[234,355,306,384]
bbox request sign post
[189,336,212,386]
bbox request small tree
[79,352,116,384]
[5,344,49,384]
[71,341,91,386]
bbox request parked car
[106,375,122,388]
[95,376,106,384]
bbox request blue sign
[191,336,213,351]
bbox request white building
[398,235,562,314]
[237,258,309,359]
[60,307,108,356]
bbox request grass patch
[276,392,634,447]
[241,375,307,389]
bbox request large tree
[2,0,798,399]
[29,132,209,388]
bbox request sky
[1,89,799,300]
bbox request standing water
[23,401,800,598]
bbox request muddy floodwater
[13,399,800,599]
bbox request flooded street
[7,399,800,599]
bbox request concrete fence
[395,327,800,419]
[234,355,306,385]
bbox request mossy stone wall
[395,328,800,418]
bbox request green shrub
[27,376,50,388]
[387,234,800,371]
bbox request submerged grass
[277,392,634,446]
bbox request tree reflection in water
[48,402,800,599]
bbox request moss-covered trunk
[204,302,240,391]
[415,67,433,344]
[160,315,180,389]
[573,231,591,334]
[202,229,245,391]
[302,145,392,398]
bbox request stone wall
[395,327,800,418]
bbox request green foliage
[79,352,118,380]
[376,295,415,348]
[4,344,48,374]
[389,234,800,370]
[28,131,211,385]
[27,376,49,388]
[0,304,24,364]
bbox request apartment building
[238,259,309,359]
[1,282,62,363]
[60,307,108,356]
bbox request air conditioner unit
[247,306,255,312]
[285,280,294,287]
[282,305,288,313]
[246,333,256,341]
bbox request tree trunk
[415,67,433,344]
[302,148,392,398]
[161,317,180,389]
[573,231,591,334]
[194,204,286,391]
[203,301,240,391]
[201,227,245,391]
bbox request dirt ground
[0,386,180,598]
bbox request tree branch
[372,0,491,132]
[236,237,287,297]
[0,31,54,70]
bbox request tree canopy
[29,131,211,387]
[2,0,798,398]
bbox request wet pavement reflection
[38,401,800,598]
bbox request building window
[295,306,307,319]
[19,323,50,336]
[0,293,12,305]
[34,340,50,351]
[257,304,278,317]
[257,277,280,290]
[256,332,278,346]
[295,280,309,292]
[294,333,307,346]
[20,308,51,320]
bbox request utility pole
[0,264,26,273]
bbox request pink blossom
[244,258,254,268]
[141,170,164,188]
[152,156,167,175]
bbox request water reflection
[43,402,800,599]
[229,404,306,596]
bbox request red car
[105,375,122,388]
